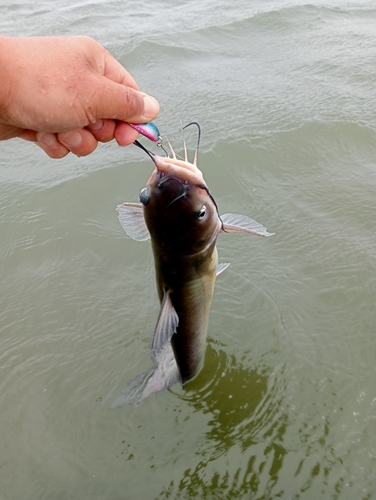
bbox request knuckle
[125,88,143,116]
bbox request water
[1,1,376,498]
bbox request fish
[111,123,273,407]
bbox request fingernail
[143,95,160,120]
[62,131,82,147]
[87,119,103,131]
[39,132,57,147]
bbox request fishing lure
[129,121,169,156]
[128,121,161,143]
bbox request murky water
[1,1,376,498]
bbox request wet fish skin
[112,174,220,407]
[143,170,222,383]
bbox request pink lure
[128,122,160,142]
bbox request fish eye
[195,205,207,220]
[139,187,150,205]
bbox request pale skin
[0,35,160,158]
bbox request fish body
[143,169,221,383]
[111,126,273,407]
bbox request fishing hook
[156,138,169,157]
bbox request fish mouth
[133,122,207,188]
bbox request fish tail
[110,367,157,407]
[110,345,181,407]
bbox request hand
[0,35,160,158]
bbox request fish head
[140,159,221,255]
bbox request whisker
[181,124,188,162]
[165,137,176,159]
[133,140,156,164]
[166,191,188,208]
[182,122,201,166]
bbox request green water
[1,1,376,498]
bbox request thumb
[89,77,160,124]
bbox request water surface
[1,1,376,498]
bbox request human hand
[0,35,160,158]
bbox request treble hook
[156,137,169,157]
[128,121,169,157]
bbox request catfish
[112,124,273,406]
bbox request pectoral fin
[116,202,150,241]
[216,263,230,276]
[150,290,179,353]
[220,213,274,237]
